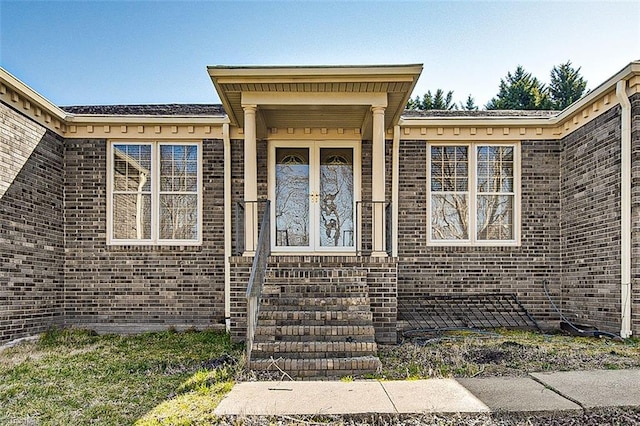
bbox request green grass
[0,328,243,426]
[2,327,640,424]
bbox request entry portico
[208,65,422,256]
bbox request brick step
[251,341,377,360]
[253,334,376,344]
[255,324,375,337]
[262,284,369,297]
[260,296,371,309]
[248,356,382,378]
[257,309,373,322]
[257,318,373,328]
[265,269,367,280]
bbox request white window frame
[427,141,521,247]
[107,140,203,246]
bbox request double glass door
[270,141,359,253]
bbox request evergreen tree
[406,89,456,110]
[406,95,422,110]
[432,89,456,110]
[486,65,553,110]
[549,61,588,110]
[461,95,478,111]
[422,92,434,110]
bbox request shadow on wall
[0,104,47,200]
[0,103,65,344]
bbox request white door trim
[268,140,361,255]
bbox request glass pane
[431,194,468,240]
[430,145,468,193]
[320,148,354,247]
[477,146,514,194]
[185,177,198,192]
[455,178,468,192]
[160,145,198,192]
[159,194,198,240]
[275,148,310,247]
[113,194,151,240]
[113,144,151,191]
[431,177,443,192]
[477,195,513,240]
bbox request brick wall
[63,138,226,333]
[632,93,640,334]
[560,106,623,333]
[2,97,636,343]
[0,102,65,343]
[395,139,562,325]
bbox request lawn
[1,328,639,425]
[0,328,243,426]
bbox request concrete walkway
[214,369,640,416]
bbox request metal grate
[398,293,539,338]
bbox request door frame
[268,140,361,255]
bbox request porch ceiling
[207,65,423,137]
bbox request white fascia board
[556,61,640,121]
[399,117,556,127]
[241,91,387,107]
[0,67,68,120]
[208,64,423,80]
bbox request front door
[270,141,360,253]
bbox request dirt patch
[378,330,640,380]
[215,407,640,425]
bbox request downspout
[391,125,400,257]
[223,122,232,332]
[136,172,148,240]
[616,80,632,338]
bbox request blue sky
[1,1,638,108]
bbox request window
[108,141,202,245]
[428,143,520,245]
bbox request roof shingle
[61,104,226,116]
[402,109,560,118]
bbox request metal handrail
[245,200,271,363]
[355,200,392,256]
[235,200,268,255]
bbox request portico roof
[207,65,423,138]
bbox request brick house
[1,62,638,377]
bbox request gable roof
[208,64,423,137]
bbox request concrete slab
[457,377,581,412]
[531,370,640,408]
[214,381,396,415]
[381,379,490,413]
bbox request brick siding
[63,138,226,333]
[0,102,65,343]
[560,107,623,333]
[395,139,562,326]
[2,92,638,344]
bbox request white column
[243,105,258,255]
[371,106,387,256]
